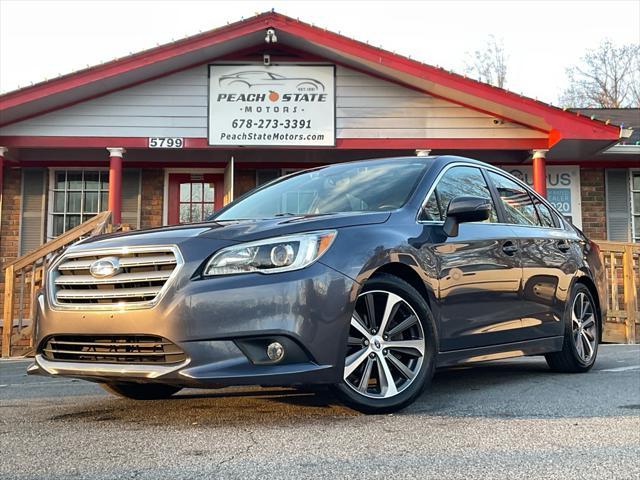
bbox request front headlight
[203,230,337,276]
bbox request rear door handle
[502,241,519,255]
[557,240,571,252]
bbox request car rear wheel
[101,382,182,400]
[545,283,599,373]
[333,273,437,414]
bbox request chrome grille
[41,335,187,364]
[49,246,182,309]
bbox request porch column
[0,147,7,217]
[532,149,548,198]
[107,147,125,225]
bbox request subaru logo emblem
[89,256,121,279]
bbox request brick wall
[0,167,21,268]
[580,168,607,240]
[140,168,164,229]
[0,167,22,351]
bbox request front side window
[50,170,109,237]
[213,159,431,221]
[420,166,498,222]
[486,171,541,226]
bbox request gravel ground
[1,344,639,479]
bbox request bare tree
[560,39,640,108]
[630,51,640,107]
[464,35,508,88]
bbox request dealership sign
[208,65,335,146]
[501,165,582,229]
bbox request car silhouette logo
[219,70,325,92]
[89,257,121,279]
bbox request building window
[631,170,640,242]
[49,170,109,237]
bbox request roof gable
[0,11,621,152]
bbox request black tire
[101,382,182,400]
[545,283,599,373]
[333,273,437,414]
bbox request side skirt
[436,336,564,368]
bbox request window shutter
[605,169,631,241]
[20,168,46,255]
[121,169,141,229]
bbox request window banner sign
[500,165,582,229]
[208,65,335,146]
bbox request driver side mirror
[443,196,492,237]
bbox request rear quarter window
[532,197,558,228]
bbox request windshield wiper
[273,212,298,217]
[273,212,339,218]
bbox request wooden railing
[1,211,115,357]
[598,241,639,344]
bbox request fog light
[266,342,285,362]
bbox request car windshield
[212,159,431,221]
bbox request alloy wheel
[344,290,425,399]
[571,291,597,363]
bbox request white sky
[1,0,639,104]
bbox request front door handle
[557,240,571,252]
[502,241,519,255]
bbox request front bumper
[31,261,358,387]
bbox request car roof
[306,156,437,171]
[282,155,501,177]
[315,155,486,170]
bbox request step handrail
[6,211,112,271]
[2,211,113,357]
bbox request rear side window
[532,197,557,228]
[486,171,541,226]
[420,166,498,222]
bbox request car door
[484,170,575,339]
[419,165,525,351]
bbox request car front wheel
[333,273,437,414]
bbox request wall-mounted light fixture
[265,28,278,44]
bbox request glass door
[167,173,224,224]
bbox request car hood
[199,211,390,241]
[71,211,390,250]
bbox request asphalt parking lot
[1,344,639,480]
